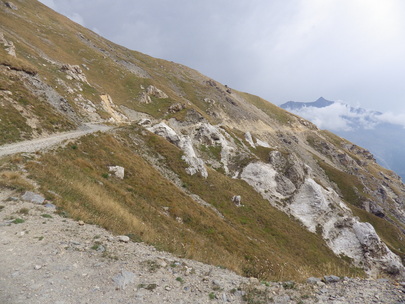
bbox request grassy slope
[25,127,364,281]
[1,0,219,129]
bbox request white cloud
[378,112,405,128]
[288,103,356,131]
[287,101,405,132]
[292,102,382,131]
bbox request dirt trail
[0,124,111,157]
[1,194,404,303]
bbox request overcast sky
[38,0,405,114]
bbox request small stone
[21,191,45,204]
[248,277,259,285]
[156,259,167,268]
[44,203,57,209]
[34,265,42,270]
[307,277,321,284]
[165,286,171,291]
[323,275,340,283]
[118,235,130,243]
[316,281,326,287]
[112,270,136,290]
[78,220,85,226]
[185,266,192,276]
[96,245,106,252]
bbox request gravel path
[0,124,111,158]
[0,190,405,304]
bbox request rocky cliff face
[1,0,404,281]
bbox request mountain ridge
[281,97,334,109]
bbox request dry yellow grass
[0,170,34,192]
[24,129,365,281]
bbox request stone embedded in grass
[21,191,45,204]
[108,166,125,179]
[232,195,242,207]
[118,235,130,243]
[323,275,341,283]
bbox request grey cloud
[38,0,405,115]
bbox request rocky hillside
[1,0,405,284]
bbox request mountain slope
[1,0,405,281]
[280,98,405,180]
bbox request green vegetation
[176,277,184,284]
[317,160,366,208]
[239,91,293,125]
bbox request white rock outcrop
[139,92,152,104]
[109,166,125,179]
[244,132,255,148]
[61,64,89,84]
[0,32,16,57]
[241,162,296,199]
[146,85,168,99]
[195,123,234,174]
[147,122,207,178]
[139,85,168,104]
[241,162,405,277]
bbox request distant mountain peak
[280,97,334,110]
[313,97,334,107]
